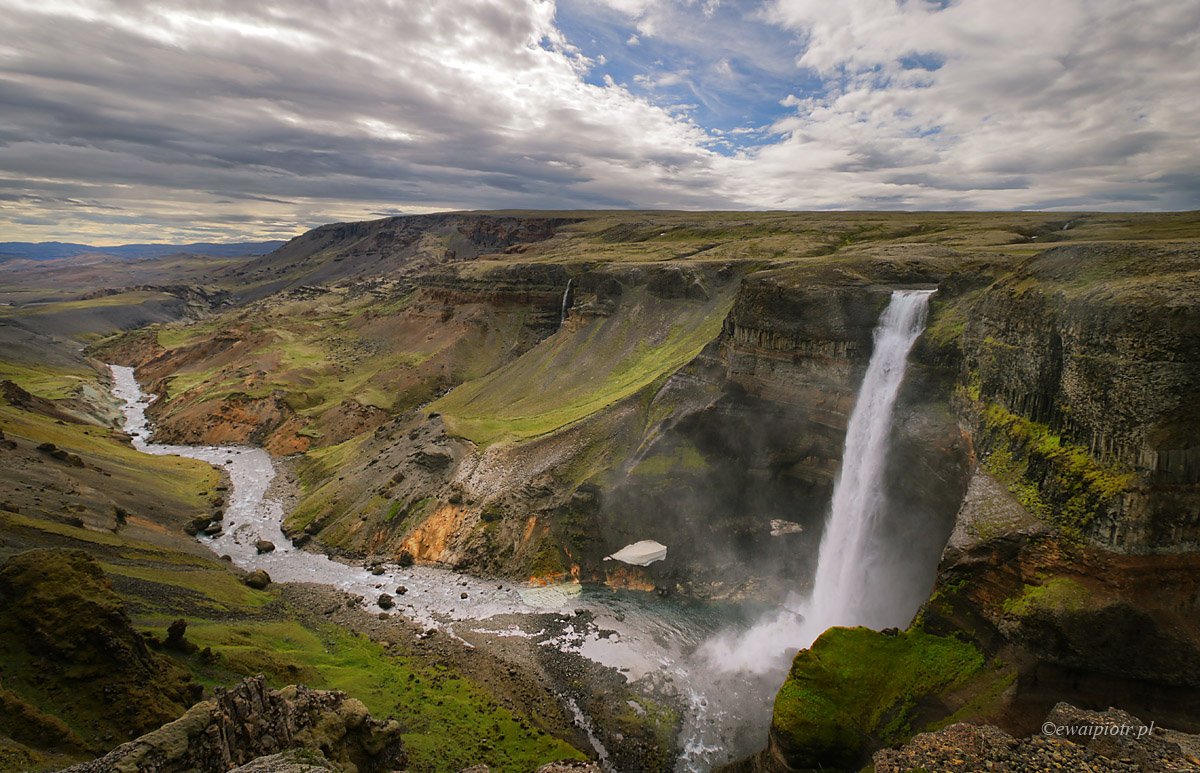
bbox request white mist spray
[701,289,934,674]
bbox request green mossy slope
[0,549,199,764]
[433,284,735,446]
[770,627,988,770]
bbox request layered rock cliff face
[952,244,1200,551]
[112,216,1197,605]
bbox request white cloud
[0,0,1195,242]
[719,0,1200,209]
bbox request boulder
[244,569,271,590]
[231,749,337,772]
[255,540,276,554]
[164,618,197,654]
[536,763,602,773]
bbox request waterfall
[560,278,573,326]
[700,289,934,674]
[801,288,934,636]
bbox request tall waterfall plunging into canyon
[701,289,935,674]
[802,288,935,636]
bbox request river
[109,364,792,771]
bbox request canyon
[1,210,1198,772]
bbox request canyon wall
[954,244,1200,551]
[110,216,1198,607]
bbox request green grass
[0,403,220,507]
[0,510,139,549]
[771,627,986,768]
[0,360,92,400]
[629,443,708,477]
[154,618,583,773]
[433,286,734,446]
[100,561,274,612]
[0,291,172,316]
[1001,576,1091,616]
[156,320,224,349]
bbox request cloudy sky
[1,0,1197,243]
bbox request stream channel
[110,363,795,772]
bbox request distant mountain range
[0,240,285,262]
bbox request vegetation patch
[628,443,707,478]
[1001,576,1091,617]
[980,402,1135,539]
[157,618,583,773]
[771,627,986,770]
[433,286,734,446]
[0,550,199,762]
[0,361,92,400]
[100,561,274,613]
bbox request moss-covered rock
[0,549,199,758]
[767,627,986,770]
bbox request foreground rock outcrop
[875,703,1200,772]
[759,627,989,771]
[61,676,406,773]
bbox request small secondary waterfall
[801,288,934,637]
[560,278,573,326]
[700,289,934,674]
